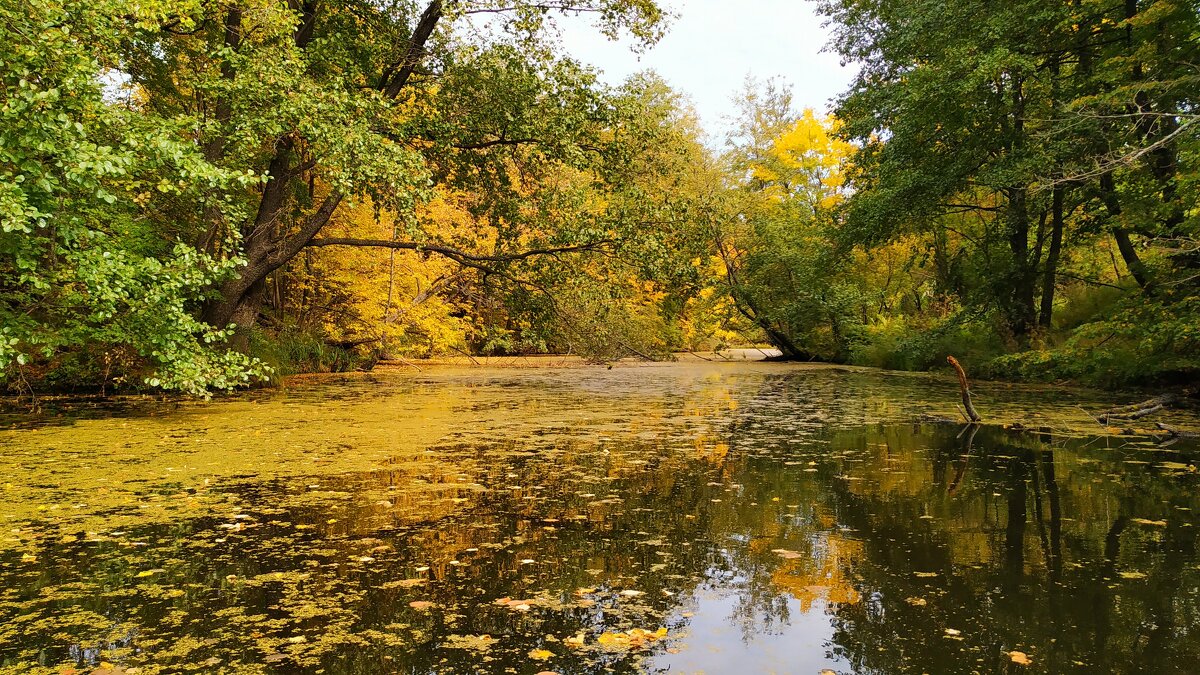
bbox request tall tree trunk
[1006,186,1037,338]
[1038,185,1064,328]
[1003,76,1037,339]
[1099,172,1152,290]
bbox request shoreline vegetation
[3,0,1196,398]
[4,354,1196,435]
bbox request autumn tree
[717,88,858,361]
[817,0,1198,382]
[1,0,672,391]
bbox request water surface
[2,362,1198,673]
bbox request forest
[2,0,1197,395]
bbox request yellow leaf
[564,633,586,649]
[528,649,553,661]
[1009,651,1032,666]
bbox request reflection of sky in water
[655,586,850,674]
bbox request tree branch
[381,1,444,98]
[305,237,613,270]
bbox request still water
[1,362,1198,674]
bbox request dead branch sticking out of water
[947,356,982,423]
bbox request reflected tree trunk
[1041,449,1062,581]
[1004,455,1028,589]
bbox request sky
[555,0,857,141]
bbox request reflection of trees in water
[5,374,1200,673]
[820,424,1200,673]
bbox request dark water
[1,363,1198,674]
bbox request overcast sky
[556,0,856,141]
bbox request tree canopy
[2,0,1197,393]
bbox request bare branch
[1035,118,1198,191]
[305,237,613,271]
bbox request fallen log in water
[1098,394,1177,424]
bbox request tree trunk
[1099,172,1152,290]
[1005,186,1037,338]
[1038,186,1064,328]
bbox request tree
[716,85,858,361]
[817,0,1199,382]
[158,0,667,346]
[1,0,671,391]
[1,0,267,394]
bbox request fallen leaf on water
[564,633,586,649]
[380,578,425,589]
[905,597,927,606]
[619,589,644,597]
[1009,651,1032,665]
[409,600,435,610]
[1119,571,1147,579]
[494,597,538,610]
[771,549,803,560]
[1131,518,1167,527]
[443,634,497,652]
[528,649,553,660]
[944,628,961,636]
[914,572,939,578]
[596,627,668,650]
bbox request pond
[1,361,1198,674]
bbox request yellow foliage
[595,627,668,650]
[751,109,853,209]
[769,532,864,611]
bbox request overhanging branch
[305,237,613,271]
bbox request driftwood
[1097,394,1177,424]
[1156,422,1199,439]
[947,356,982,423]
